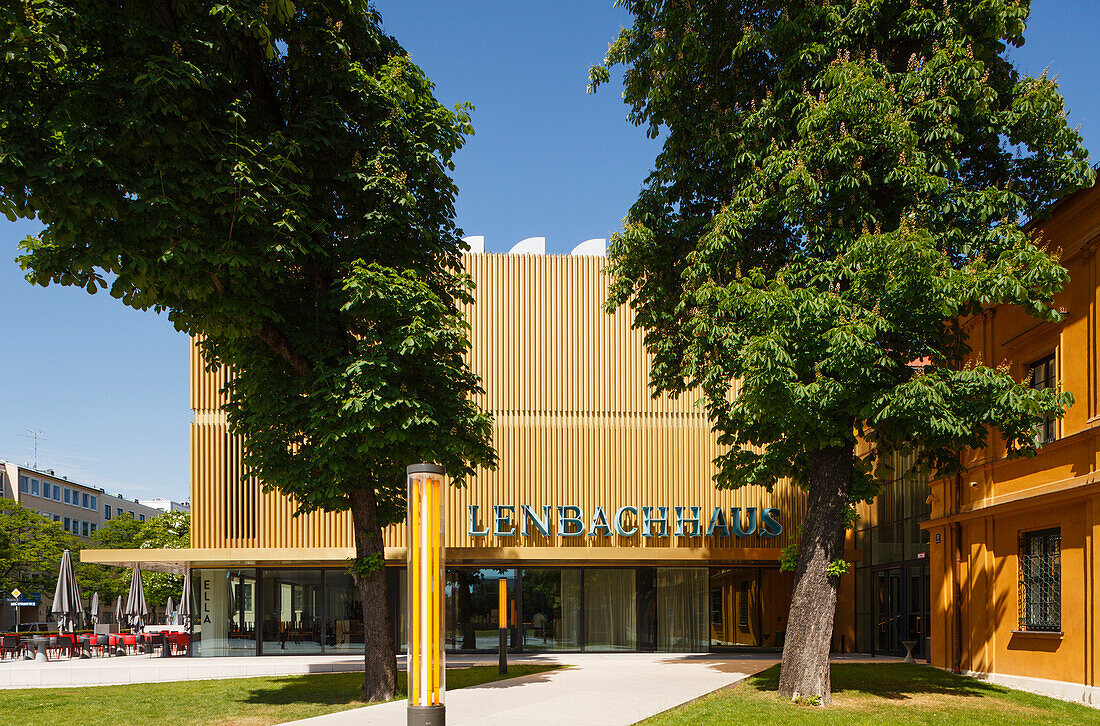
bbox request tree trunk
[349,486,398,703]
[777,444,853,705]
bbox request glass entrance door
[874,569,903,654]
[872,564,929,656]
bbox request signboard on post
[407,463,446,726]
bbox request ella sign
[467,504,782,539]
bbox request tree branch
[257,322,313,376]
[208,271,312,377]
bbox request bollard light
[498,577,508,675]
[407,464,446,726]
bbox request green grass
[1,664,557,726]
[640,663,1100,725]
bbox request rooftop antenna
[20,429,45,469]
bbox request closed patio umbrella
[178,575,192,630]
[114,595,123,627]
[124,566,149,632]
[90,592,100,628]
[51,549,83,635]
[165,597,175,625]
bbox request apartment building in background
[0,461,166,538]
[138,497,191,514]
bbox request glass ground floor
[190,565,795,656]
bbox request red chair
[0,635,19,660]
[174,632,190,655]
[122,634,137,654]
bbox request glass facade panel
[261,569,323,654]
[189,565,791,657]
[324,573,365,654]
[192,569,257,656]
[445,569,516,651]
[583,569,635,651]
[520,569,581,650]
[853,453,932,655]
[656,568,708,652]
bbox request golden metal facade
[189,253,807,563]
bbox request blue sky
[1,1,1098,502]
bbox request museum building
[80,180,1100,704]
[923,180,1100,702]
[84,241,893,657]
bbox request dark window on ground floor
[1018,527,1061,632]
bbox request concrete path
[278,652,782,726]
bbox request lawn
[640,663,1100,725]
[1,664,556,726]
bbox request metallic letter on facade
[759,507,783,537]
[467,505,489,537]
[641,506,669,537]
[493,505,516,537]
[730,507,757,537]
[589,506,613,537]
[707,507,730,537]
[557,505,586,537]
[520,504,552,537]
[674,506,703,537]
[614,506,638,537]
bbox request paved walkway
[279,652,783,726]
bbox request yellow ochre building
[84,182,1100,702]
[923,180,1100,702]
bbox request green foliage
[346,552,385,580]
[0,3,494,527]
[825,559,850,578]
[780,540,799,573]
[0,499,75,597]
[87,511,191,607]
[592,0,1093,504]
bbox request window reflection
[521,569,581,650]
[192,569,257,657]
[444,569,516,651]
[325,573,364,653]
[261,569,322,654]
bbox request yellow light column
[407,464,446,726]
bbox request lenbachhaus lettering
[467,504,783,539]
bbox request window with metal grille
[1018,528,1061,631]
[1028,355,1057,445]
[739,581,750,627]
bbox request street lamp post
[407,464,446,726]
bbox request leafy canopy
[88,511,190,607]
[0,499,74,599]
[591,0,1093,501]
[1,0,495,521]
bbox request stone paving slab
[277,653,783,726]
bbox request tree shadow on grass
[750,663,1008,701]
[240,673,369,707]
[239,665,560,706]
